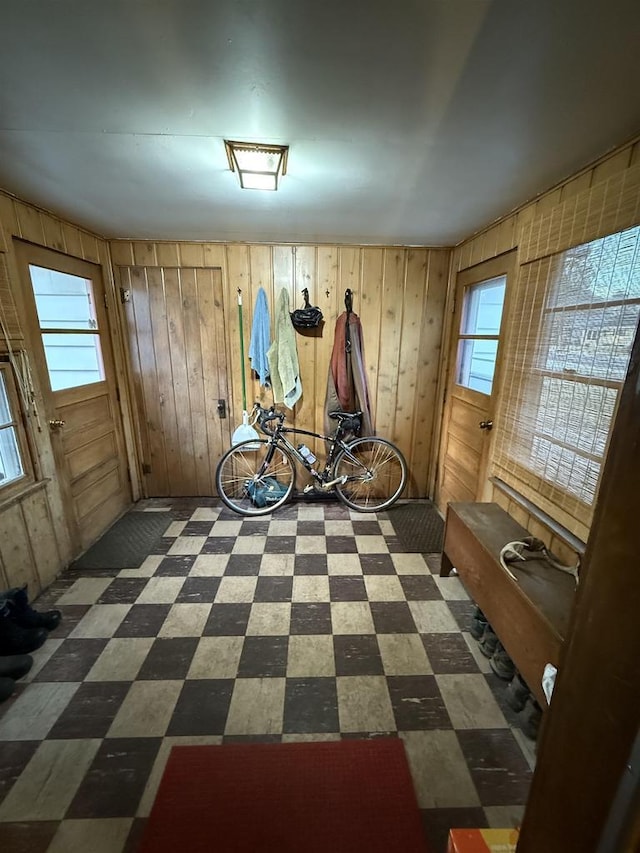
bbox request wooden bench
[440,502,576,707]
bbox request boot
[490,642,516,680]
[5,585,62,631]
[519,696,542,740]
[0,654,33,681]
[0,678,15,703]
[505,672,531,712]
[470,606,488,641]
[478,625,499,658]
[0,602,47,655]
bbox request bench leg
[440,551,454,577]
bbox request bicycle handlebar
[252,403,285,436]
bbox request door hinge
[142,463,152,475]
[104,293,109,309]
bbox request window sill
[0,478,51,514]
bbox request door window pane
[457,339,499,394]
[29,265,99,330]
[42,333,105,391]
[28,264,106,392]
[461,277,506,335]
[456,275,506,395]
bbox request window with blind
[493,225,640,534]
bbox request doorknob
[49,419,66,430]
[479,420,493,431]
[217,400,227,419]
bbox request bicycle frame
[259,420,366,487]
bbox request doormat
[138,740,429,853]
[387,501,445,553]
[70,511,171,570]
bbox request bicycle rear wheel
[215,439,296,516]
[333,437,407,512]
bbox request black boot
[5,585,62,631]
[478,625,499,658]
[0,678,15,703]
[470,606,488,641]
[505,672,530,712]
[490,642,516,680]
[519,696,543,740]
[0,654,33,681]
[0,602,47,655]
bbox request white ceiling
[0,0,639,246]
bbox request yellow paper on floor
[447,828,520,853]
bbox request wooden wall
[0,192,137,593]
[437,137,640,562]
[110,241,450,498]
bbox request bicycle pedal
[303,483,315,494]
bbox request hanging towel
[249,287,271,387]
[267,288,302,409]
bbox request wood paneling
[439,137,640,552]
[113,242,450,498]
[0,191,136,590]
[0,503,35,590]
[122,265,230,496]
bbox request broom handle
[237,290,247,412]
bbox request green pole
[238,290,247,412]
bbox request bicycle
[215,403,407,516]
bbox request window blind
[0,253,24,347]
[493,225,640,535]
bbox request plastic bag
[245,476,288,508]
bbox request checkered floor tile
[0,499,533,853]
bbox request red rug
[138,739,429,852]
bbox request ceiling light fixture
[224,140,289,191]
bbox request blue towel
[249,287,271,387]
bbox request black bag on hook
[290,288,324,329]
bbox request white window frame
[0,362,33,500]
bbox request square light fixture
[224,140,289,191]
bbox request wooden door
[16,243,131,552]
[437,253,515,510]
[120,266,230,496]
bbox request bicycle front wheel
[215,439,296,516]
[333,437,407,512]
